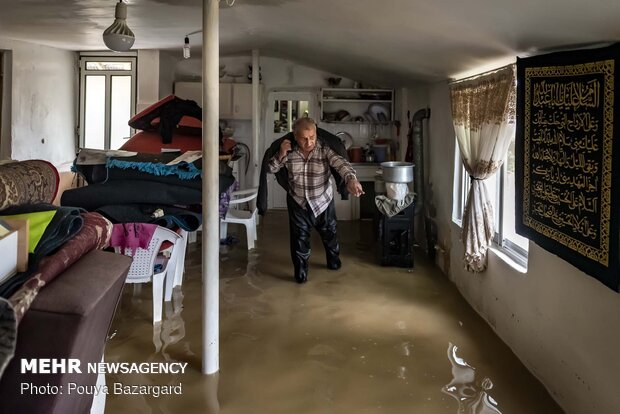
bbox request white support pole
[251,49,260,187]
[202,0,219,375]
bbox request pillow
[119,131,202,154]
[128,95,176,131]
[128,95,202,144]
[152,115,202,136]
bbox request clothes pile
[62,96,239,233]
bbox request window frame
[78,55,137,150]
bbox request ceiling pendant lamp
[103,0,135,52]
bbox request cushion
[119,131,202,154]
[0,160,59,212]
[128,95,176,131]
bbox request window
[453,134,529,267]
[79,56,136,150]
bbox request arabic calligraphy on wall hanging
[516,44,620,291]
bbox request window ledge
[452,219,528,273]
[489,245,527,274]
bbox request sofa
[0,250,132,414]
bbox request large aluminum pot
[380,162,414,183]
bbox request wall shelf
[322,99,393,103]
[320,88,394,123]
[320,120,393,126]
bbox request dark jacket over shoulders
[257,128,350,215]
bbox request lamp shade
[103,1,135,52]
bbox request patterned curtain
[450,66,516,272]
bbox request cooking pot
[372,144,388,163]
[380,161,414,183]
[348,147,362,163]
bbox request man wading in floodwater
[268,117,364,283]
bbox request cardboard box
[3,219,29,272]
[0,229,18,284]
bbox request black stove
[375,202,415,268]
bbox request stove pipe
[412,108,431,215]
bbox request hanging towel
[374,193,416,217]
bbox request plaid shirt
[268,141,357,217]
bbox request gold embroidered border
[522,60,614,265]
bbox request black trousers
[287,195,340,278]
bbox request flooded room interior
[1,1,620,413]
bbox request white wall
[137,50,160,113]
[426,81,620,414]
[0,39,76,166]
[158,51,178,99]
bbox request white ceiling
[1,0,620,85]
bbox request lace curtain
[450,65,516,272]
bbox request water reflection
[197,373,220,414]
[152,287,192,359]
[442,342,502,414]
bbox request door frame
[263,90,319,209]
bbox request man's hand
[347,179,365,197]
[279,140,292,161]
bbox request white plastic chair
[164,229,188,302]
[220,187,259,250]
[117,226,181,324]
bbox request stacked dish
[336,131,353,150]
[368,103,390,123]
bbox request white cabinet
[231,83,253,119]
[173,81,259,120]
[332,179,353,220]
[221,83,255,120]
[219,83,233,118]
[320,88,394,124]
[333,164,379,221]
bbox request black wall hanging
[516,43,620,291]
